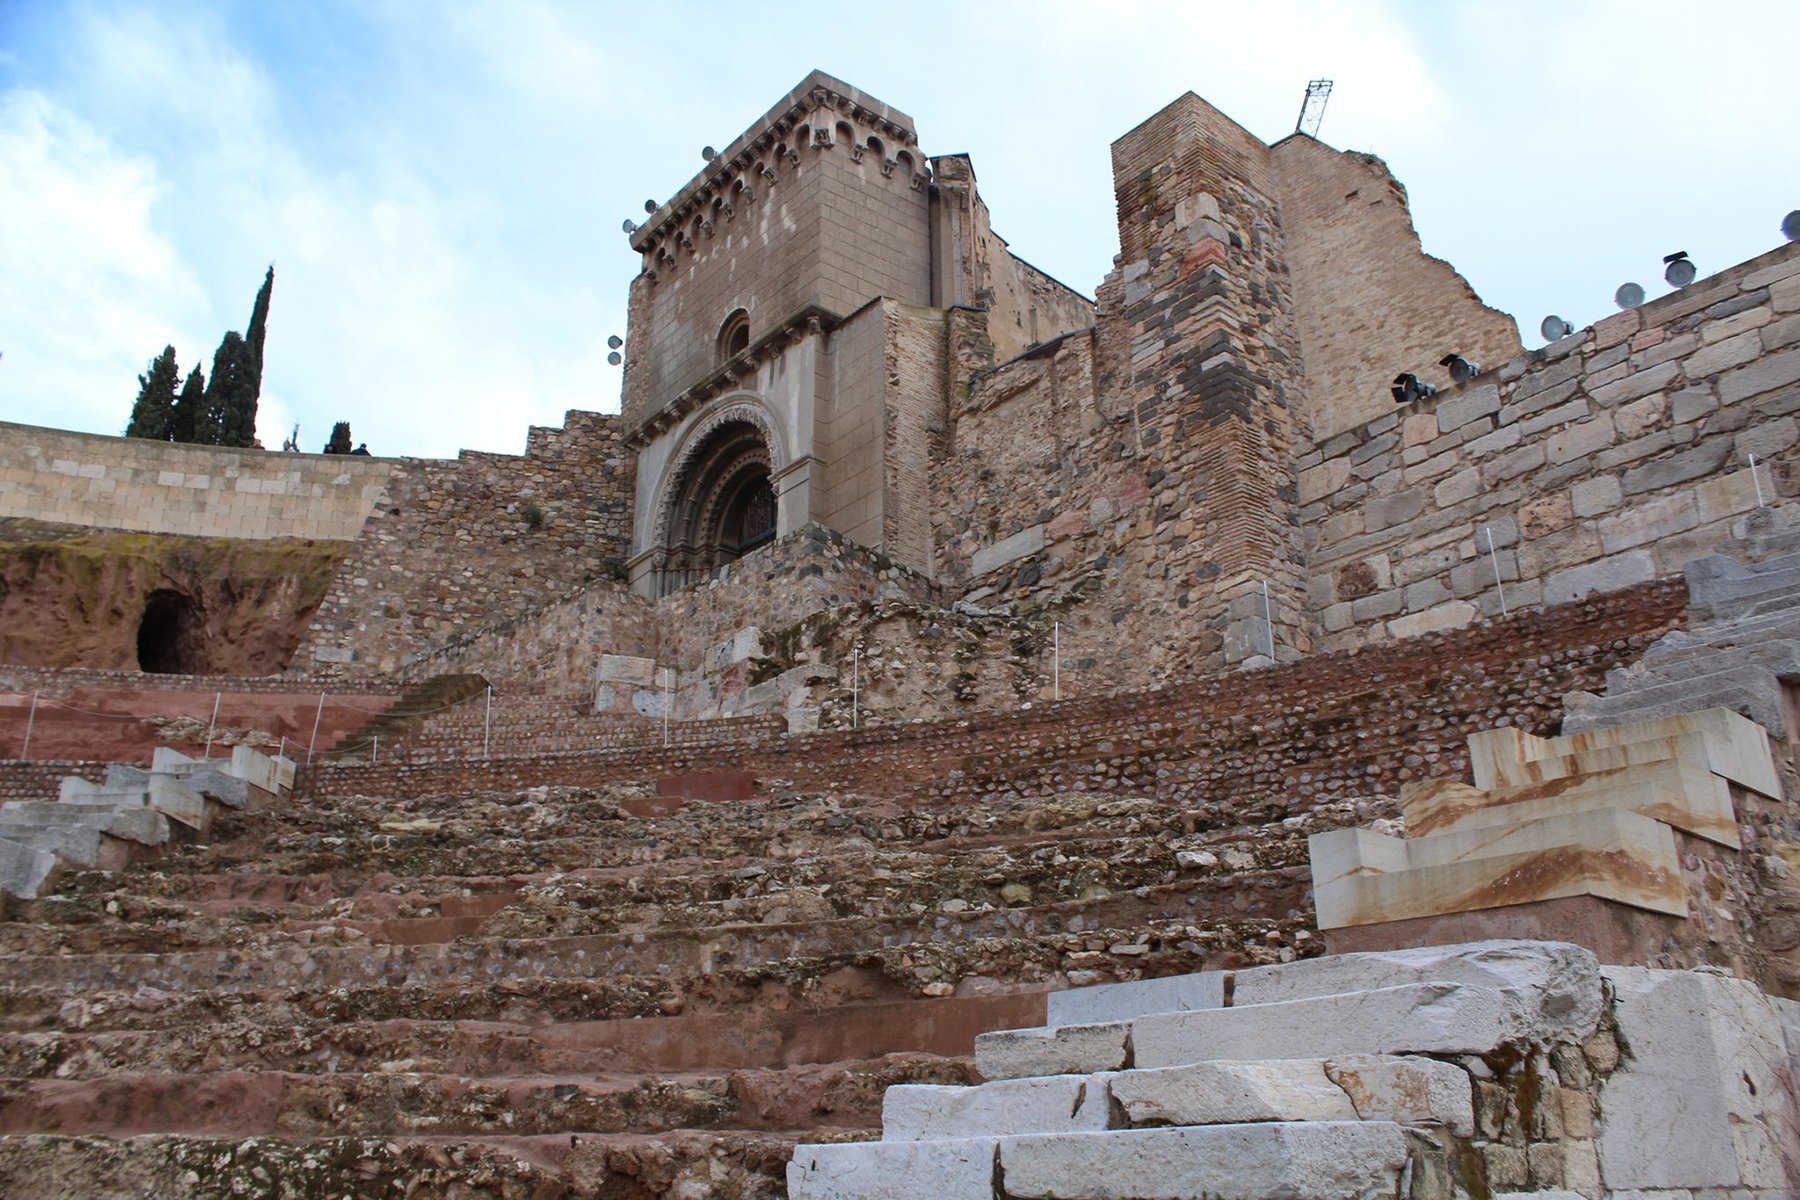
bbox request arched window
[655,417,780,595]
[718,309,750,363]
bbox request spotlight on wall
[1614,282,1646,310]
[607,352,623,366]
[1663,251,1696,287]
[607,335,624,350]
[643,199,658,214]
[701,146,717,162]
[606,334,623,367]
[622,219,637,234]
[1439,353,1481,384]
[1540,315,1575,341]
[1785,211,1800,242]
[1392,372,1437,404]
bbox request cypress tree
[210,332,261,448]
[125,345,180,440]
[230,265,275,446]
[168,366,206,444]
[324,421,352,455]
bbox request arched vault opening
[654,418,778,596]
[137,589,206,674]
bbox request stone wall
[1301,241,1800,652]
[1272,133,1522,440]
[0,421,392,541]
[412,524,936,698]
[294,410,634,677]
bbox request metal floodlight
[1439,353,1481,384]
[701,145,717,161]
[621,219,637,234]
[1784,211,1800,242]
[1391,372,1436,405]
[1663,251,1695,287]
[607,351,623,366]
[643,199,658,214]
[1540,315,1574,341]
[606,335,623,350]
[1614,282,1646,310]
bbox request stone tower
[620,70,1093,596]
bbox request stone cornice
[623,303,844,449]
[629,71,918,255]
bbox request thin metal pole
[852,648,860,729]
[1486,526,1508,616]
[204,692,221,759]
[1053,622,1061,701]
[307,691,326,765]
[372,735,379,766]
[483,687,492,758]
[662,667,671,747]
[20,690,38,759]
[278,736,286,761]
[1750,452,1766,507]
[1261,580,1276,661]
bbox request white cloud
[0,89,209,433]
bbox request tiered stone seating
[373,696,787,763]
[0,745,294,900]
[1564,546,1800,738]
[0,581,1712,1194]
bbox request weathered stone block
[1437,383,1501,434]
[1570,474,1622,517]
[996,1122,1409,1200]
[1323,1054,1475,1136]
[1131,982,1517,1066]
[1543,549,1656,605]
[788,1137,996,1200]
[971,525,1044,576]
[1046,971,1224,1026]
[975,1020,1128,1080]
[1597,492,1698,553]
[1109,1059,1357,1126]
[882,1076,1108,1142]
[1599,967,1800,1190]
[1718,345,1800,404]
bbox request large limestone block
[228,745,281,792]
[1108,1059,1358,1125]
[1311,807,1686,928]
[996,1121,1409,1199]
[0,836,60,899]
[975,1020,1128,1080]
[597,653,657,685]
[1131,982,1514,1069]
[272,755,296,791]
[1045,970,1225,1026]
[1402,757,1740,848]
[1323,1054,1475,1136]
[1534,706,1778,799]
[151,747,199,772]
[787,1137,996,1200]
[1471,716,1779,802]
[1234,941,1603,1041]
[1598,966,1800,1191]
[882,1075,1109,1141]
[0,802,168,847]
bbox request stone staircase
[1564,547,1800,738]
[318,671,491,761]
[789,940,1800,1198]
[0,745,294,901]
[0,731,1347,1195]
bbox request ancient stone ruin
[1,70,1798,1198]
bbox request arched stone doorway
[654,417,780,596]
[137,589,206,674]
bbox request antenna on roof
[1295,79,1334,139]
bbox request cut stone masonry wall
[1302,241,1800,654]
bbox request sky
[0,1,1796,459]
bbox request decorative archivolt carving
[650,395,786,553]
